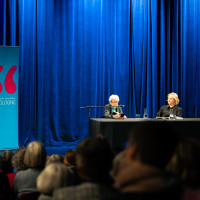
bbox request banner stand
[0,46,19,149]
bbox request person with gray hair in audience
[52,137,118,200]
[37,163,73,200]
[46,154,63,166]
[13,141,46,198]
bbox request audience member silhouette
[46,154,63,166]
[7,147,27,188]
[110,150,125,180]
[64,149,81,185]
[52,138,118,200]
[114,122,182,200]
[0,150,14,173]
[13,141,46,198]
[0,158,12,197]
[37,163,73,200]
[64,150,76,169]
[167,138,200,200]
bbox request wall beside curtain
[0,0,200,146]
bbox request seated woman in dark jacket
[104,94,126,119]
[157,92,183,117]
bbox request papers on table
[156,117,183,120]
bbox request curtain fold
[0,0,200,146]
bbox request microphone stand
[80,105,125,121]
[80,106,105,121]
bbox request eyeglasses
[111,101,118,104]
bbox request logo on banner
[0,65,3,93]
[0,65,17,94]
[0,65,17,106]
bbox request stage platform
[90,118,200,150]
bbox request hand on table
[114,114,121,119]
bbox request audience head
[126,122,178,168]
[110,150,125,180]
[46,154,63,166]
[0,150,14,173]
[76,137,113,182]
[11,147,27,171]
[1,150,14,160]
[24,141,46,168]
[167,138,200,188]
[96,134,111,147]
[64,150,76,168]
[37,163,73,195]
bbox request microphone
[118,105,125,107]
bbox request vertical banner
[0,46,19,149]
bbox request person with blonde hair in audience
[37,163,73,200]
[46,154,63,166]
[13,141,46,198]
[167,138,200,200]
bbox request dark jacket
[52,182,118,200]
[104,104,123,118]
[114,163,182,200]
[157,105,183,117]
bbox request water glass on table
[136,114,140,118]
[143,108,148,118]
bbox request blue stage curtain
[0,0,200,146]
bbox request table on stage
[89,118,200,150]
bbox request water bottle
[169,110,174,119]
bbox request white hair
[37,163,73,195]
[109,94,120,103]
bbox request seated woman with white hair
[37,163,73,200]
[104,94,126,119]
[157,92,183,117]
